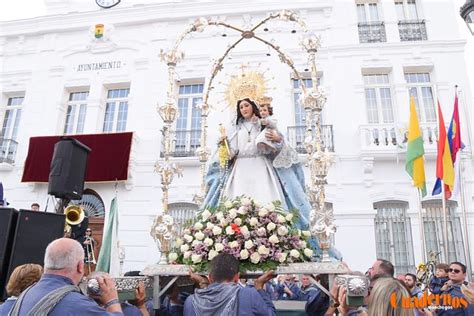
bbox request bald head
[44,238,84,273]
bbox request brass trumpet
[64,205,85,237]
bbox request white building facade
[1,0,473,275]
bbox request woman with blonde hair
[368,277,416,316]
[0,263,43,315]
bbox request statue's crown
[232,78,258,103]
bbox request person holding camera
[8,238,123,315]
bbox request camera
[87,278,102,296]
[334,275,369,306]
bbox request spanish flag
[432,100,454,199]
[405,96,427,197]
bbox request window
[169,202,199,247]
[357,2,380,23]
[173,83,203,156]
[422,200,466,264]
[69,189,105,217]
[374,201,415,274]
[0,96,23,164]
[291,78,314,153]
[405,73,436,123]
[64,92,88,134]
[103,88,130,132]
[363,74,394,124]
[395,0,418,20]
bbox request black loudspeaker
[48,138,91,200]
[2,210,66,298]
[0,208,18,298]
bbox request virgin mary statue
[202,96,312,232]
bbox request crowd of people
[1,238,473,316]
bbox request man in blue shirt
[437,262,474,316]
[9,238,123,315]
[183,253,275,316]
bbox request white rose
[249,217,259,227]
[215,243,224,252]
[258,245,270,255]
[204,237,214,247]
[276,215,286,223]
[224,200,233,209]
[267,222,276,231]
[201,209,212,221]
[237,206,247,215]
[278,252,288,263]
[254,200,261,208]
[180,244,189,252]
[267,203,276,212]
[168,252,178,262]
[191,254,202,263]
[302,230,311,237]
[225,225,235,235]
[229,241,239,248]
[228,208,237,219]
[175,238,184,247]
[208,249,218,260]
[195,231,205,241]
[220,218,228,226]
[183,234,193,243]
[304,248,314,257]
[241,197,251,206]
[206,222,215,230]
[183,251,192,259]
[192,240,201,247]
[257,227,266,236]
[194,222,204,230]
[240,249,249,260]
[269,235,279,244]
[277,226,289,236]
[212,226,222,235]
[244,240,254,249]
[250,252,261,264]
[299,240,307,248]
[215,212,224,220]
[290,249,300,258]
[258,208,268,217]
[234,218,242,226]
[240,225,250,238]
[285,213,294,222]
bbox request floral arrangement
[168,196,314,271]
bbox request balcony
[359,123,438,156]
[0,138,18,164]
[398,20,427,41]
[358,22,387,43]
[287,125,334,153]
[161,129,201,158]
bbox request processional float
[142,10,349,308]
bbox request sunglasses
[86,230,92,232]
[449,268,462,273]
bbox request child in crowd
[429,263,450,294]
[256,97,279,154]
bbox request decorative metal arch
[152,10,335,263]
[69,189,106,217]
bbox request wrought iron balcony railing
[398,20,427,41]
[160,129,201,157]
[0,138,18,164]
[287,125,334,153]
[358,22,387,43]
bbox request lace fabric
[273,143,300,169]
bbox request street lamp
[461,0,474,35]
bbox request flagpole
[459,159,472,281]
[416,188,427,263]
[441,183,449,262]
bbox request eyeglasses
[86,230,92,232]
[449,268,462,273]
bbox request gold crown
[225,68,268,108]
[257,96,273,105]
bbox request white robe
[223,119,286,207]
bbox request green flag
[96,197,119,274]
